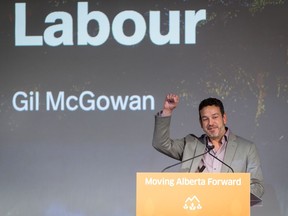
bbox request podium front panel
[136,172,250,216]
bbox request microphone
[161,145,214,172]
[208,151,234,173]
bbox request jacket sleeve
[248,143,265,198]
[152,115,185,160]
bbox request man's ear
[199,118,203,128]
[223,113,227,125]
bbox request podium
[136,172,251,216]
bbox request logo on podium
[183,195,202,211]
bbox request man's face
[199,105,227,141]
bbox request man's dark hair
[198,98,225,119]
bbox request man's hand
[162,94,179,116]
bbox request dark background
[1,1,287,215]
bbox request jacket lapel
[189,141,206,172]
[221,132,238,172]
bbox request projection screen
[1,1,287,216]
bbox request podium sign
[136,172,250,216]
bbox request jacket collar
[187,129,238,173]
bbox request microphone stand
[208,152,234,173]
[161,145,214,172]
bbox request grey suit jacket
[152,115,264,198]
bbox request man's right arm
[152,115,186,160]
[152,93,186,160]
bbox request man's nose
[208,118,213,125]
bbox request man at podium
[152,94,264,198]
